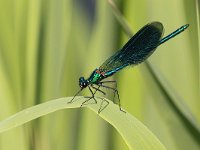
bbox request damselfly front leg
[80,86,97,107]
[80,85,109,113]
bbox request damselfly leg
[98,80,126,113]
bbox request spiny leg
[91,85,110,113]
[91,85,106,95]
[99,81,117,103]
[96,82,117,110]
[98,98,109,114]
[99,80,117,103]
[98,83,125,113]
[98,84,117,103]
[80,85,109,113]
[81,86,97,107]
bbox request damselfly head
[79,77,88,88]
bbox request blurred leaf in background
[0,0,199,150]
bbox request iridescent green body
[88,69,104,84]
[87,65,125,85]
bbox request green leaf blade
[0,97,166,150]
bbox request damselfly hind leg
[98,81,126,113]
[98,98,109,114]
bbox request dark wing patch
[99,22,164,72]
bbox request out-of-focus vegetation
[0,0,199,150]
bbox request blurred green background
[0,0,199,150]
